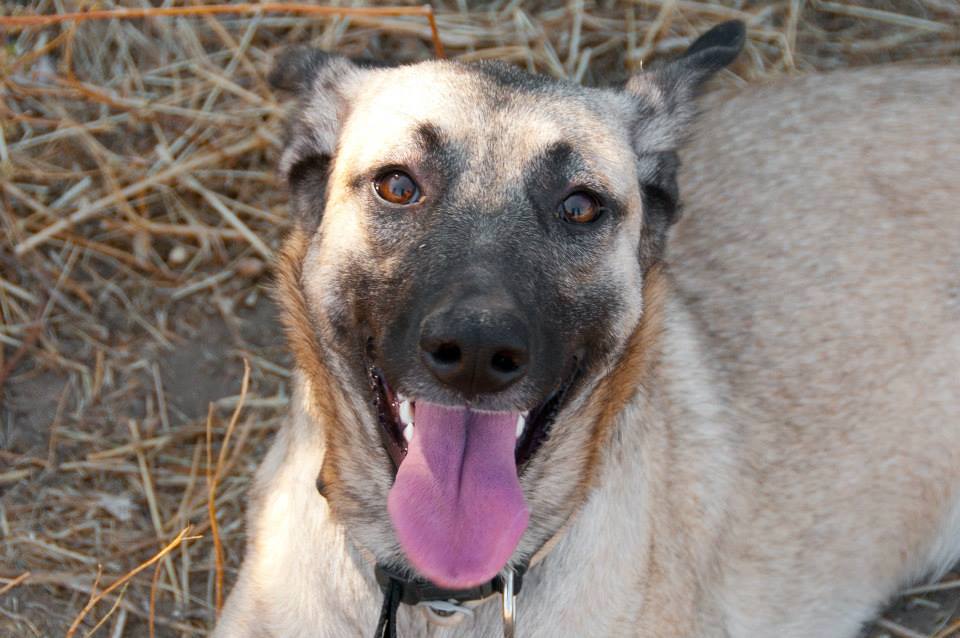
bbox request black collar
[318,477,534,636]
[375,562,526,606]
[373,562,527,638]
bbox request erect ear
[270,47,368,227]
[625,21,745,269]
[625,20,745,153]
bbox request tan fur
[216,66,960,637]
[670,67,960,636]
[274,228,352,501]
[574,263,667,501]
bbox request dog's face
[272,23,743,589]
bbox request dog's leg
[215,379,378,637]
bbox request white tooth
[403,423,414,443]
[399,400,413,426]
[515,414,526,439]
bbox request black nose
[419,300,530,397]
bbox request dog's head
[272,22,744,589]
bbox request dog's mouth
[366,355,579,590]
[368,365,577,473]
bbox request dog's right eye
[374,170,421,205]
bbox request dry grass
[1,1,959,636]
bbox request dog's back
[671,67,960,635]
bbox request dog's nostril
[491,350,520,374]
[419,302,530,395]
[432,343,461,366]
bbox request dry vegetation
[1,1,959,636]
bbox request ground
[1,1,958,636]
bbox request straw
[1,1,957,636]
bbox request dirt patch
[1,371,68,454]
[159,294,289,422]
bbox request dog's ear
[625,21,744,152]
[269,46,339,94]
[270,47,372,227]
[624,21,745,268]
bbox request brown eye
[560,191,601,224]
[374,170,421,205]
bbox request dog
[214,21,960,637]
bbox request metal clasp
[501,567,516,638]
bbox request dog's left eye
[374,170,421,205]
[559,191,602,224]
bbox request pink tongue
[387,402,529,589]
